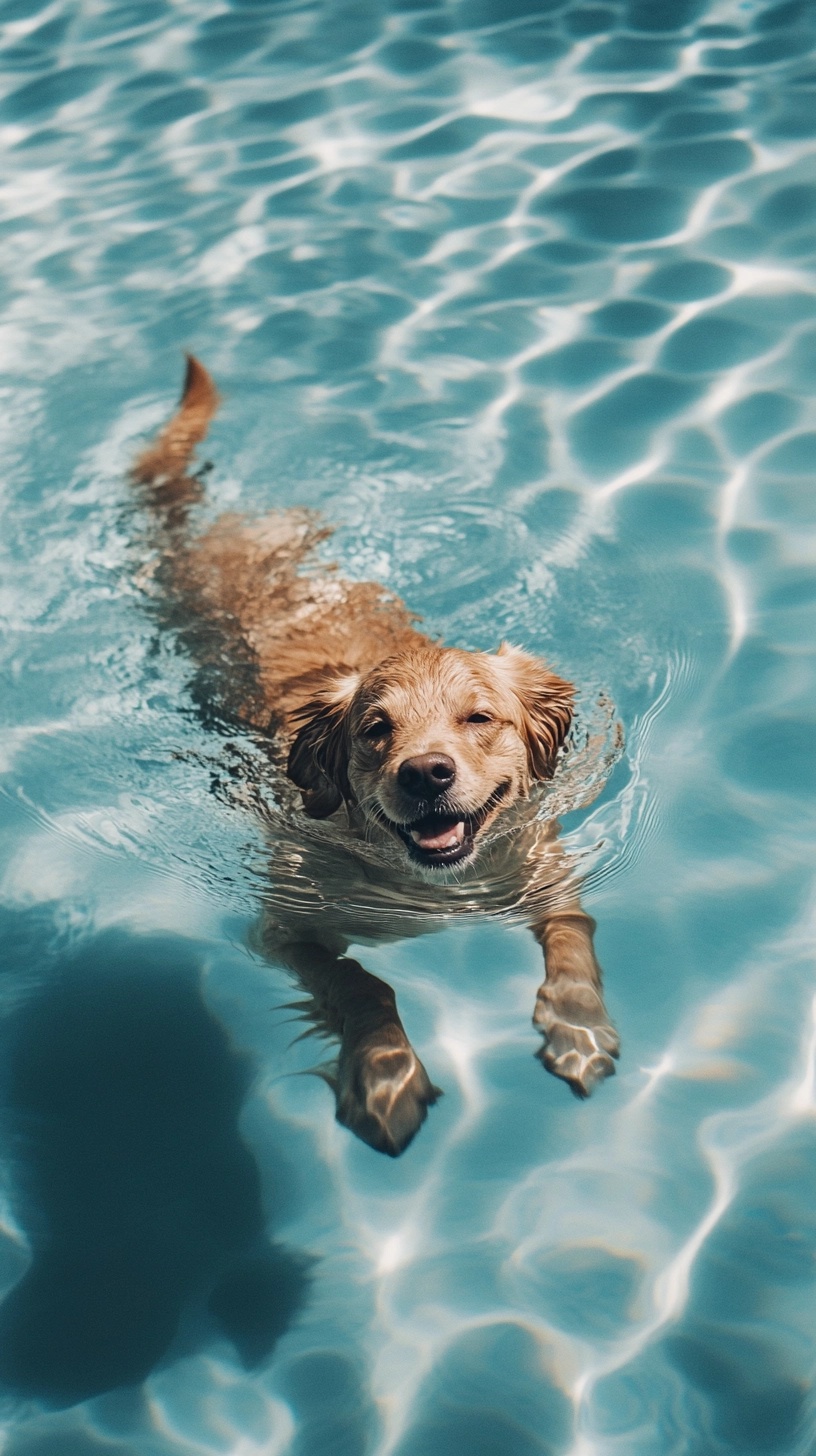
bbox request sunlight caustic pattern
[1,0,816,1451]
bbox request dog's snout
[397,753,456,798]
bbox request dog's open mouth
[387,783,511,868]
[399,812,473,866]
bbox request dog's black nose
[397,754,456,798]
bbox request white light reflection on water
[1,0,816,1451]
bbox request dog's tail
[132,354,220,488]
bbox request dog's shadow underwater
[0,918,309,1409]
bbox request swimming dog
[131,357,619,1155]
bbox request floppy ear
[494,643,574,782]
[286,669,361,818]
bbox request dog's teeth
[411,820,466,851]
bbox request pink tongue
[413,820,466,851]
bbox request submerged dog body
[132,358,619,1154]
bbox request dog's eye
[466,712,493,725]
[362,719,392,741]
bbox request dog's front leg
[278,941,440,1156]
[530,910,619,1097]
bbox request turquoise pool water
[2,0,816,1450]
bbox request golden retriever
[130,357,619,1155]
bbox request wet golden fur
[130,357,619,1155]
[138,420,572,854]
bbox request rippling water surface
[2,0,816,1450]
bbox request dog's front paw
[335,1034,441,1157]
[533,982,619,1098]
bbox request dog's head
[287,644,573,871]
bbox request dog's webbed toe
[335,1038,441,1157]
[533,983,619,1097]
[536,1039,617,1097]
